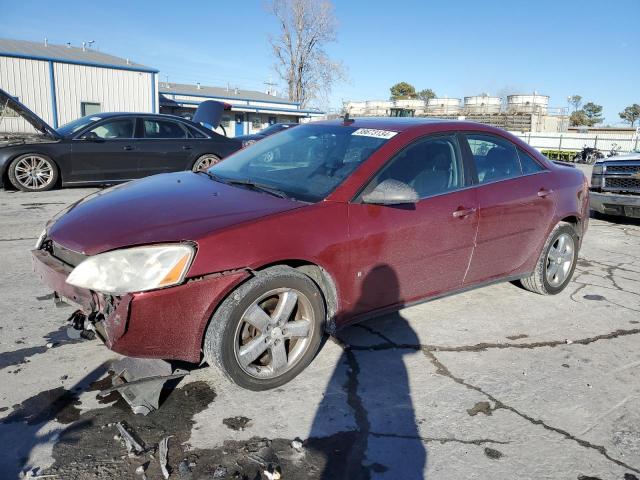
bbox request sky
[2,0,638,125]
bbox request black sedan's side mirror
[81,131,100,141]
[361,179,420,205]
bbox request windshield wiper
[225,178,289,199]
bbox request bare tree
[267,0,345,107]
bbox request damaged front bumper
[590,191,640,218]
[31,248,250,363]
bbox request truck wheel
[519,223,579,295]
[203,266,325,390]
[8,154,59,192]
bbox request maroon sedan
[32,118,589,390]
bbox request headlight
[66,244,195,294]
[242,139,257,148]
[592,164,604,174]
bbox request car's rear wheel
[519,223,579,295]
[192,154,221,172]
[203,266,325,390]
[8,154,59,192]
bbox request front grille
[605,177,640,192]
[605,165,640,174]
[51,241,87,267]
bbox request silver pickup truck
[590,152,640,218]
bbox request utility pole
[264,77,277,96]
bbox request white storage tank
[464,95,502,114]
[507,93,549,114]
[426,97,461,114]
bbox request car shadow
[306,264,427,479]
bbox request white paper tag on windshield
[351,128,398,139]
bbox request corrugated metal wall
[53,64,153,125]
[0,57,53,133]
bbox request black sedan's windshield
[55,115,102,136]
[209,124,394,202]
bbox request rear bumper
[590,191,640,218]
[32,248,250,363]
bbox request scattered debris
[484,447,503,460]
[566,339,574,344]
[212,465,228,478]
[99,358,188,415]
[291,438,303,451]
[263,464,282,480]
[159,435,173,479]
[135,464,147,476]
[46,342,54,349]
[467,401,493,416]
[115,422,146,455]
[178,459,191,476]
[223,416,252,431]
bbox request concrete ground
[0,186,639,480]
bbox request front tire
[203,266,325,390]
[8,154,59,192]
[519,223,579,295]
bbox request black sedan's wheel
[192,154,221,172]
[519,223,579,295]
[203,266,325,390]
[8,154,59,192]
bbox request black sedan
[235,122,299,146]
[0,89,242,192]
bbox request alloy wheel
[233,288,315,379]
[193,155,220,172]
[545,233,575,287]
[14,155,54,190]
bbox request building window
[81,102,101,116]
[252,116,261,129]
[221,116,231,128]
[268,116,277,125]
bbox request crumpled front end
[32,241,250,363]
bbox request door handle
[452,207,477,218]
[537,188,553,198]
[123,145,134,151]
[182,146,192,151]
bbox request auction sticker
[351,128,398,139]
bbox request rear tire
[8,153,58,192]
[519,223,579,295]
[203,266,325,390]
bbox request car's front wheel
[8,153,59,192]
[203,266,325,390]
[192,154,221,172]
[519,222,579,295]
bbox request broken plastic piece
[159,435,173,479]
[99,358,188,415]
[116,422,146,454]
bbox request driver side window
[88,118,135,139]
[369,134,464,199]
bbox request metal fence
[511,131,640,156]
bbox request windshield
[55,115,102,136]
[261,123,295,135]
[209,124,393,202]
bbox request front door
[235,114,245,136]
[462,133,556,284]
[70,117,138,182]
[347,134,479,316]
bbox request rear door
[134,117,194,176]
[347,133,479,315]
[462,133,555,285]
[70,117,138,182]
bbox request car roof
[88,112,191,121]
[311,116,498,133]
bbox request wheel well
[560,215,581,236]
[256,260,339,334]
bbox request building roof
[159,82,300,106]
[0,38,157,73]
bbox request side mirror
[361,179,419,205]
[82,131,100,141]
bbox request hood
[48,172,304,255]
[0,88,60,139]
[192,100,228,131]
[597,152,640,163]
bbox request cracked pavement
[0,187,639,479]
